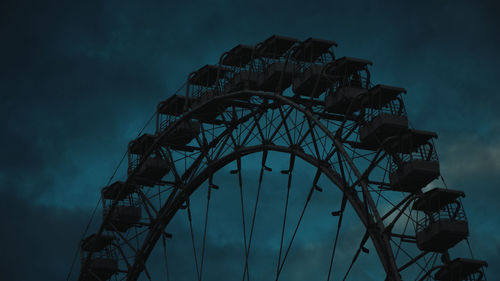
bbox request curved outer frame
[118,91,402,281]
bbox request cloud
[441,135,500,179]
[0,188,89,281]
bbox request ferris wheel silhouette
[75,35,488,281]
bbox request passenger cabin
[390,159,440,193]
[252,35,299,93]
[358,85,408,149]
[127,134,170,186]
[188,65,231,116]
[80,258,118,281]
[291,39,339,97]
[388,129,438,154]
[129,134,156,155]
[80,234,114,252]
[221,44,255,68]
[157,95,187,132]
[102,181,137,201]
[159,120,201,147]
[157,94,187,117]
[325,86,367,114]
[188,64,231,88]
[103,205,142,232]
[130,157,170,186]
[359,113,409,147]
[361,84,406,110]
[324,57,375,114]
[187,64,232,122]
[257,61,295,92]
[225,70,260,93]
[190,90,229,123]
[413,188,469,253]
[292,64,331,97]
[389,130,440,192]
[326,57,373,80]
[221,44,261,95]
[291,37,337,63]
[255,35,299,59]
[435,258,487,281]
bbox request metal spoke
[241,151,268,281]
[236,157,250,281]
[276,153,295,276]
[187,202,201,281]
[326,195,347,281]
[276,168,321,281]
[342,232,369,281]
[198,178,212,281]
[161,232,171,281]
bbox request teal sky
[1,0,499,280]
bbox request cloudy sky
[1,0,499,280]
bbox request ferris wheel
[76,35,488,281]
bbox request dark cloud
[0,188,88,281]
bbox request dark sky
[1,0,499,280]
